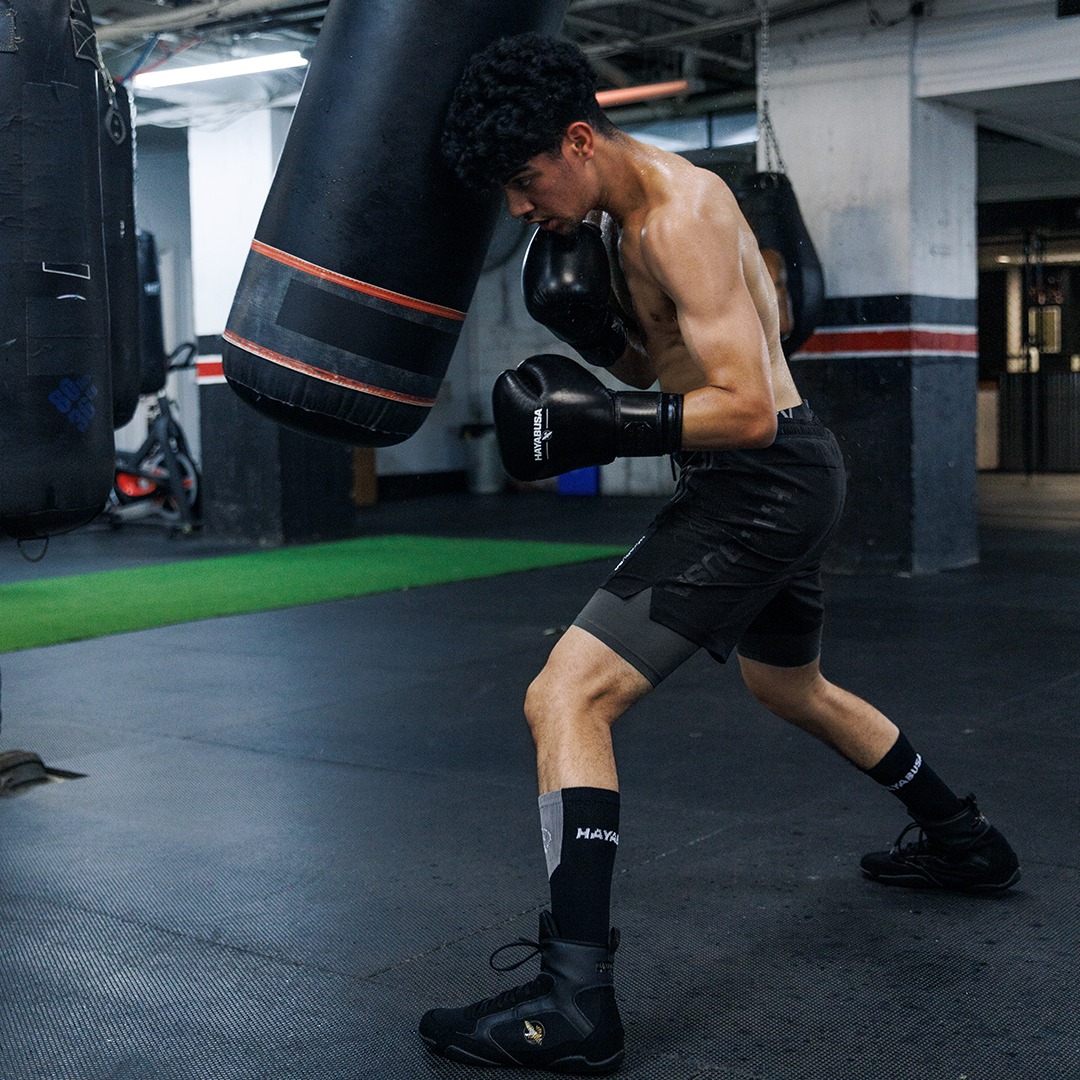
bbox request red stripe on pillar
[797,326,978,357]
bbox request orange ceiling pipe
[595,79,691,108]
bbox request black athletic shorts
[574,402,846,684]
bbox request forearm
[678,383,778,450]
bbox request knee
[523,665,593,740]
[741,659,826,722]
[524,664,579,745]
[522,661,632,745]
[523,670,551,740]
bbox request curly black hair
[442,33,616,193]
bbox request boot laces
[891,812,987,861]
[457,936,547,1020]
[489,936,542,973]
[891,820,935,857]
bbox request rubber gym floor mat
[390,856,1076,1080]
[3,778,1073,1080]
[2,479,1079,1080]
[0,534,624,653]
[2,584,1077,1080]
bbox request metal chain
[757,0,787,175]
[71,0,128,145]
[759,0,770,112]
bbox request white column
[762,10,980,572]
[187,110,276,339]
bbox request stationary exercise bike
[105,342,201,535]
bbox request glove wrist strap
[613,393,683,457]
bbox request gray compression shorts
[572,402,846,686]
[574,586,699,686]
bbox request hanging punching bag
[100,78,140,430]
[0,0,114,540]
[735,172,825,358]
[136,229,167,396]
[222,0,569,447]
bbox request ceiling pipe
[596,78,694,107]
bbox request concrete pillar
[189,110,356,545]
[766,11,978,573]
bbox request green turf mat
[0,535,625,654]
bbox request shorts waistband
[777,400,813,422]
[671,401,827,472]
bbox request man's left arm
[641,201,779,450]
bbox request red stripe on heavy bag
[0,0,115,540]
[222,0,569,448]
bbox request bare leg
[737,654,898,769]
[419,625,633,1068]
[524,625,652,794]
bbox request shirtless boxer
[421,34,1019,1074]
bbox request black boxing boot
[419,911,624,1074]
[861,794,1020,893]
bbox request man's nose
[505,190,533,219]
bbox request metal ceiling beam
[94,0,317,42]
[580,0,855,59]
[568,0,717,13]
[677,42,753,71]
[569,0,653,10]
[96,0,856,56]
[976,113,1080,162]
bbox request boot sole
[421,1034,624,1075]
[862,865,1022,893]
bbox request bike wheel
[143,449,200,519]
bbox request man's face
[502,136,593,235]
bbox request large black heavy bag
[734,172,825,358]
[100,80,140,429]
[222,0,568,447]
[0,0,114,540]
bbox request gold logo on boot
[523,1020,545,1046]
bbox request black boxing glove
[522,221,628,367]
[492,353,682,482]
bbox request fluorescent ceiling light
[130,50,307,90]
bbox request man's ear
[564,122,596,160]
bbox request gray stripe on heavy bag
[0,0,115,540]
[223,0,569,448]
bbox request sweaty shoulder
[637,161,747,282]
[636,159,753,296]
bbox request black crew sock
[863,730,966,823]
[538,787,620,946]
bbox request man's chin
[539,218,580,236]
